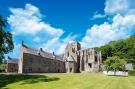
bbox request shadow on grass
[0,74,60,88]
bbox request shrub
[104,56,126,71]
[132,63,135,69]
[0,64,6,72]
[128,70,135,76]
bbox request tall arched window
[72,48,75,53]
[67,52,69,56]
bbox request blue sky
[1,0,135,58]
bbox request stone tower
[64,42,81,73]
[79,48,102,72]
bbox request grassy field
[0,73,135,89]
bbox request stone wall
[17,42,102,74]
[79,48,102,72]
[64,42,81,73]
[64,42,102,73]
[7,63,18,72]
[22,53,65,73]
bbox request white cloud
[104,0,135,15]
[81,13,135,48]
[7,3,78,57]
[81,0,135,48]
[7,4,63,37]
[91,12,106,20]
[81,22,115,48]
[43,34,78,54]
[33,37,42,43]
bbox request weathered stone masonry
[6,57,18,72]
[17,42,102,73]
[18,44,65,73]
[64,42,102,73]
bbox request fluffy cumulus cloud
[8,4,63,37]
[104,0,135,15]
[43,34,78,54]
[81,0,135,48]
[7,4,77,55]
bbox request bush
[132,63,135,69]
[0,64,6,72]
[128,70,135,76]
[104,56,126,71]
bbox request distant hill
[97,35,135,63]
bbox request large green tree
[0,15,14,64]
[104,56,126,72]
[97,35,135,63]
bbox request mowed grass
[0,73,135,89]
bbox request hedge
[128,70,135,76]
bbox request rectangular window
[30,59,33,63]
[29,67,32,72]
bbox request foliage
[104,56,126,71]
[0,64,6,72]
[128,70,135,76]
[133,63,135,69]
[97,35,135,63]
[0,15,14,64]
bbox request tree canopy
[104,56,126,71]
[97,35,135,63]
[0,15,14,64]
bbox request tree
[104,56,126,72]
[98,45,113,61]
[0,64,6,72]
[97,35,135,63]
[0,15,14,64]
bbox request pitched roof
[21,44,64,61]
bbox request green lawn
[0,73,135,89]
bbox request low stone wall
[103,71,128,76]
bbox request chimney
[40,48,43,51]
[53,52,56,59]
[53,52,55,56]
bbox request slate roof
[21,44,64,61]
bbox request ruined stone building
[7,42,102,73]
[64,42,102,73]
[6,57,18,72]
